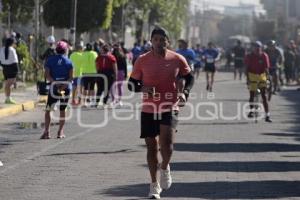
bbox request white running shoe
[0,160,3,167]
[109,102,117,109]
[160,164,172,190]
[118,101,124,107]
[148,182,162,199]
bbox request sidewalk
[0,84,46,118]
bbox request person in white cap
[40,35,56,63]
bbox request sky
[191,0,262,13]
[210,0,260,6]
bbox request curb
[0,104,23,118]
[22,101,35,111]
[0,96,48,118]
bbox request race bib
[207,58,214,63]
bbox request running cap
[151,27,169,40]
[254,41,263,47]
[56,40,68,53]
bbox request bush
[16,42,35,81]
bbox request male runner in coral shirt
[128,27,194,199]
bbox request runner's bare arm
[45,68,54,82]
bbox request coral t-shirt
[130,50,191,113]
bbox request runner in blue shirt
[176,39,196,68]
[40,41,73,139]
[131,42,143,65]
[203,42,219,92]
[193,43,204,79]
[176,39,196,93]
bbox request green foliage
[102,0,114,29]
[102,0,127,29]
[123,0,190,41]
[43,0,109,33]
[1,0,35,24]
[112,0,128,8]
[157,0,189,40]
[16,43,34,81]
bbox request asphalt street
[1,72,300,200]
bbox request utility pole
[70,0,77,45]
[34,0,40,81]
[121,3,125,42]
[285,0,290,41]
[201,0,208,45]
[7,4,11,32]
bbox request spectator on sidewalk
[40,35,56,63]
[40,41,73,139]
[0,37,19,104]
[284,44,296,85]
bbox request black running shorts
[2,63,18,80]
[140,111,178,138]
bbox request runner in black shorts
[46,85,70,112]
[81,43,98,106]
[128,27,194,199]
[140,111,178,138]
[203,42,219,92]
[40,41,73,139]
[232,40,246,80]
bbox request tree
[16,42,34,81]
[156,0,189,41]
[122,0,189,41]
[1,0,35,25]
[106,0,128,29]
[43,0,123,33]
[125,0,156,41]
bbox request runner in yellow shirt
[70,42,84,105]
[81,43,98,106]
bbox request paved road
[1,72,300,200]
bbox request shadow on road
[101,181,300,199]
[174,143,300,153]
[45,149,138,156]
[171,161,300,172]
[179,121,251,126]
[262,132,300,137]
[267,88,300,142]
